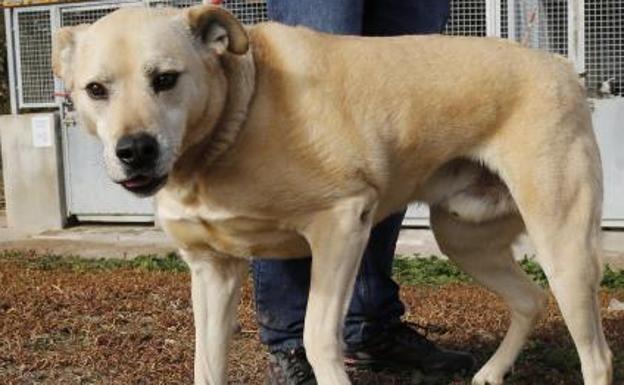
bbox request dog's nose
[115,134,159,169]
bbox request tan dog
[52,5,612,385]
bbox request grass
[393,255,624,289]
[3,250,624,289]
[392,256,469,286]
[0,250,189,273]
[601,264,624,289]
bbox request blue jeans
[267,0,450,36]
[253,0,450,352]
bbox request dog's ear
[185,5,249,55]
[52,25,88,87]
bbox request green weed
[0,251,188,273]
[393,255,624,289]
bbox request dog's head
[52,5,249,196]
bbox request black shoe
[344,322,475,374]
[265,347,317,385]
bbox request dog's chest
[157,193,310,258]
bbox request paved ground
[0,219,623,268]
[0,224,173,259]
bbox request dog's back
[243,22,590,219]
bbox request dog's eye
[152,72,179,93]
[85,82,108,100]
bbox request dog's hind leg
[488,121,612,385]
[298,192,378,385]
[181,249,248,385]
[431,208,547,385]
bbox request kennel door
[63,121,154,222]
[56,1,154,222]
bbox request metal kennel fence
[6,1,621,110]
[3,0,624,225]
[6,1,622,111]
[446,1,622,98]
[6,0,268,110]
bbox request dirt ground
[1,255,623,385]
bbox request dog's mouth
[118,174,168,196]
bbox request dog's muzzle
[114,133,167,196]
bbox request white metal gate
[59,1,150,222]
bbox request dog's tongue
[122,176,152,188]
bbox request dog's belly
[161,216,311,259]
[415,159,518,223]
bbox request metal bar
[575,0,585,74]
[485,0,501,37]
[74,214,155,223]
[5,8,18,114]
[12,8,25,110]
[568,0,585,74]
[60,111,74,218]
[507,0,516,41]
[59,0,139,12]
[602,220,624,229]
[19,103,57,109]
[50,111,69,225]
[50,4,64,106]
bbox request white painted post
[486,0,502,37]
[568,0,586,74]
[50,5,65,107]
[4,8,18,114]
[507,0,517,41]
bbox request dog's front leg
[298,193,378,385]
[181,249,248,385]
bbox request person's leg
[267,0,363,34]
[254,213,407,385]
[342,211,406,346]
[341,0,452,349]
[363,0,451,36]
[340,0,473,373]
[254,210,406,350]
[254,0,365,354]
[343,210,473,374]
[256,0,453,354]
[253,258,312,351]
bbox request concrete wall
[0,113,66,233]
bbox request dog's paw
[471,365,506,385]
